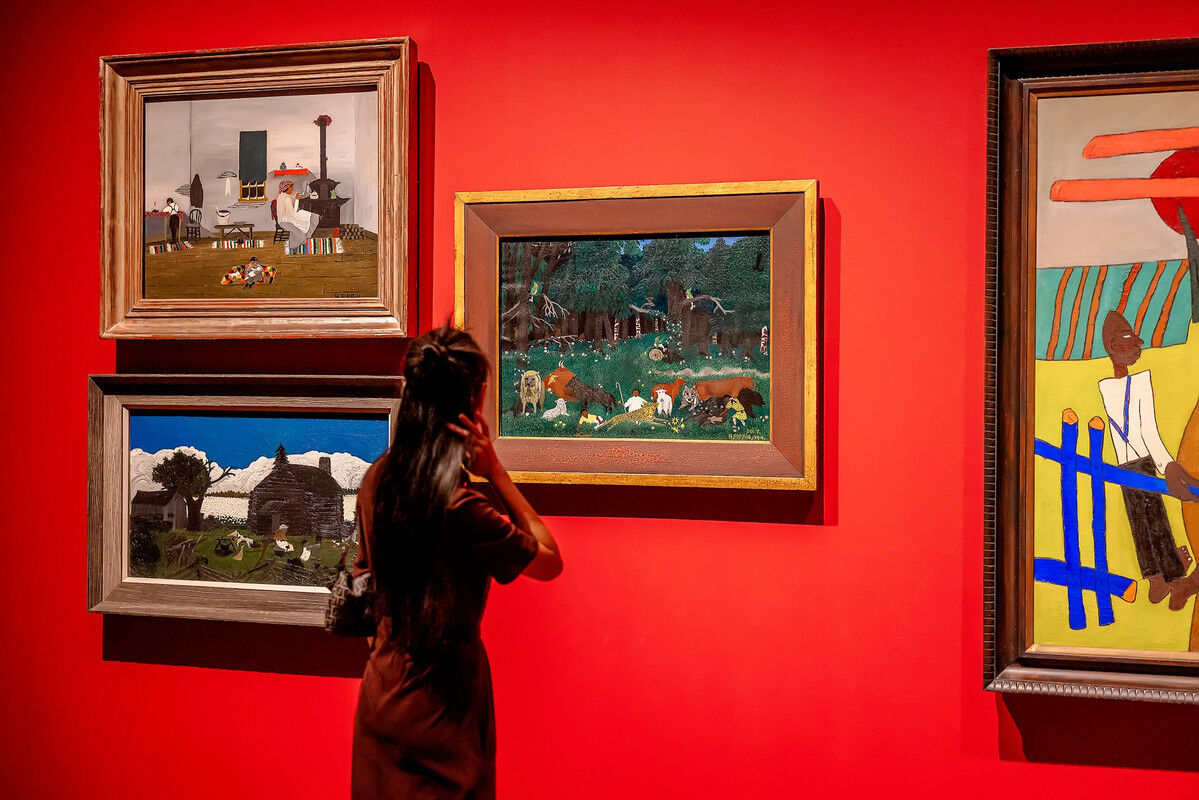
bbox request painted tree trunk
[513,294,532,354]
[692,311,711,356]
[185,496,203,531]
[1179,206,1199,323]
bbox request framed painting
[987,38,1199,701]
[99,38,417,338]
[88,375,402,626]
[455,181,818,489]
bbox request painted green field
[498,333,770,441]
[132,527,354,586]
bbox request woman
[352,324,562,799]
[274,180,320,247]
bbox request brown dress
[351,458,538,799]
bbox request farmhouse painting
[127,411,389,587]
[1031,88,1199,654]
[498,234,771,441]
[143,90,379,300]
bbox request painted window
[238,130,267,201]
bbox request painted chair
[270,200,288,243]
[185,208,202,240]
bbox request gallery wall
[1,0,1198,796]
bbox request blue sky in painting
[129,412,389,468]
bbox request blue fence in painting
[1032,410,1199,629]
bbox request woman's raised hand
[447,412,501,479]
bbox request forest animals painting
[497,234,771,443]
[456,182,817,489]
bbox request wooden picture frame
[99,39,417,338]
[986,38,1199,702]
[88,374,401,626]
[455,181,818,489]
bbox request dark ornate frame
[986,38,1199,703]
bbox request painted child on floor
[1099,311,1199,608]
[243,257,265,289]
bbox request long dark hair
[372,323,489,664]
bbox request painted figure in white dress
[275,180,320,248]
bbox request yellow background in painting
[1034,327,1199,651]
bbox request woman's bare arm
[448,413,563,580]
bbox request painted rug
[147,241,194,254]
[283,238,344,256]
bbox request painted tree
[546,239,631,351]
[151,451,233,531]
[636,237,715,351]
[499,241,573,355]
[713,236,770,357]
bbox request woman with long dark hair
[352,324,562,799]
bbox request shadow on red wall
[103,615,369,678]
[999,693,1199,771]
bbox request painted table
[215,223,255,241]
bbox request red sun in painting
[1150,147,1199,234]
[1050,126,1199,236]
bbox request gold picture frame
[455,181,818,490]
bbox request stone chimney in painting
[319,455,332,474]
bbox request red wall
[3,1,1198,796]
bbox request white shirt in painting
[1098,370,1173,474]
[275,191,316,229]
[624,395,647,412]
[163,201,180,216]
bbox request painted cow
[694,375,755,402]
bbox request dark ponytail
[371,323,489,667]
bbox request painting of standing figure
[1026,85,1199,656]
[127,411,389,588]
[143,90,379,300]
[498,234,771,442]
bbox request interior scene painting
[143,90,379,299]
[498,234,771,441]
[1032,88,1199,654]
[127,411,389,588]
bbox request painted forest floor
[498,333,771,441]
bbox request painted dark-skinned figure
[1099,311,1199,609]
[163,196,181,244]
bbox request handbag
[325,518,377,637]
